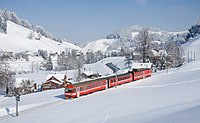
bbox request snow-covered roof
[131,63,152,69]
[82,71,94,76]
[47,79,63,85]
[152,49,160,56]
[46,74,66,82]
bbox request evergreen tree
[186,21,200,40]
[46,56,53,71]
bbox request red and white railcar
[64,68,152,99]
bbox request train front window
[65,88,73,93]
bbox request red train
[64,68,152,99]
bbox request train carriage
[64,78,108,99]
[64,68,152,99]
[107,72,133,88]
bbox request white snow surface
[182,35,200,60]
[83,57,126,76]
[0,59,200,123]
[83,39,116,53]
[0,21,82,53]
[1,26,200,122]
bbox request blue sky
[0,0,200,43]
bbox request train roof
[67,68,151,88]
[70,72,131,87]
[131,63,153,69]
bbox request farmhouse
[42,74,67,90]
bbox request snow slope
[12,57,127,85]
[83,57,127,76]
[0,21,82,53]
[1,58,200,123]
[182,35,200,60]
[1,33,200,123]
[83,39,116,53]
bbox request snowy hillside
[12,57,128,85]
[79,25,188,54]
[107,25,187,42]
[83,57,127,76]
[1,38,200,122]
[83,39,116,53]
[182,35,200,60]
[0,21,82,53]
[1,57,200,123]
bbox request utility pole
[115,71,118,88]
[15,94,20,116]
[76,51,81,82]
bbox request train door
[106,79,110,89]
[143,70,145,79]
[106,80,108,89]
[76,87,80,98]
[132,71,135,81]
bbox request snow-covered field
[0,21,81,53]
[1,20,200,123]
[0,57,200,123]
[182,35,200,60]
[83,39,116,53]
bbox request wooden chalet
[42,74,67,91]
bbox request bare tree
[165,41,184,67]
[20,79,32,94]
[135,28,152,63]
[0,61,15,96]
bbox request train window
[97,82,101,86]
[65,88,73,93]
[91,83,94,88]
[80,87,84,91]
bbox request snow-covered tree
[0,9,64,43]
[27,31,34,39]
[186,21,200,40]
[38,49,48,60]
[20,79,33,94]
[165,41,184,67]
[0,61,15,96]
[95,50,104,62]
[124,55,133,67]
[46,55,53,71]
[0,14,7,33]
[135,28,152,63]
[85,51,95,64]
